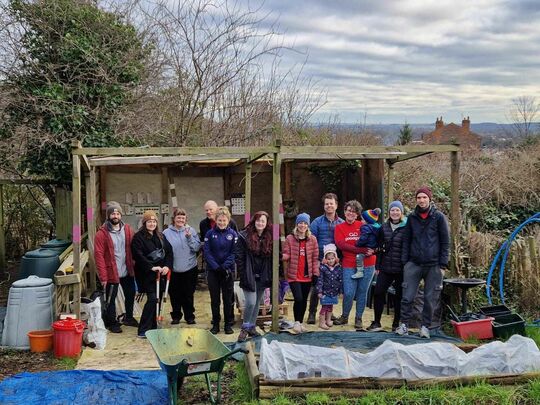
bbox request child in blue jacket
[204,206,238,335]
[353,208,381,279]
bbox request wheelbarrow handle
[223,347,249,360]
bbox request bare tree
[507,96,540,139]
[114,0,326,146]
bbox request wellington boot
[325,312,333,327]
[318,316,329,330]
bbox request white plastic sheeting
[259,335,540,380]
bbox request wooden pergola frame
[71,140,460,331]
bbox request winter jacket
[199,217,238,239]
[376,218,407,274]
[310,214,344,259]
[94,222,134,284]
[235,230,272,292]
[355,223,381,249]
[316,263,343,297]
[334,220,376,268]
[401,205,450,268]
[163,225,201,273]
[203,226,238,272]
[131,230,174,293]
[282,233,319,281]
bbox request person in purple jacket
[316,244,342,330]
[204,206,238,335]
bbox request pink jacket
[282,233,320,281]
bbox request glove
[311,275,318,286]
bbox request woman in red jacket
[282,213,319,334]
[333,200,376,330]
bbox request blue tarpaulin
[0,370,168,405]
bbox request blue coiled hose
[486,212,540,307]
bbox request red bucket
[53,318,85,358]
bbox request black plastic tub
[492,313,526,339]
[479,305,512,318]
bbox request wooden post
[85,169,98,293]
[386,162,394,217]
[272,142,282,332]
[245,161,252,224]
[72,141,82,317]
[55,186,73,240]
[450,150,460,276]
[0,184,5,273]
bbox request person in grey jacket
[396,187,450,339]
[163,208,201,325]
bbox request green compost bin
[19,248,60,280]
[41,239,71,255]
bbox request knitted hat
[142,210,158,224]
[106,201,123,218]
[323,243,337,259]
[388,200,404,213]
[361,208,381,224]
[295,212,310,225]
[416,186,433,200]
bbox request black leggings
[289,281,312,323]
[373,271,403,326]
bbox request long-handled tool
[156,271,162,328]
[157,271,172,327]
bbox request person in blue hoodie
[163,208,201,325]
[367,201,407,332]
[204,206,238,335]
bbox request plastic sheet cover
[259,335,540,380]
[0,370,167,405]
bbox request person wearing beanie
[316,244,342,330]
[94,201,137,333]
[283,213,319,334]
[396,186,449,339]
[367,201,407,332]
[333,200,376,330]
[204,206,238,335]
[352,208,382,279]
[131,210,173,338]
[308,193,344,324]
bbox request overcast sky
[257,0,540,124]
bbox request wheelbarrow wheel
[205,372,223,404]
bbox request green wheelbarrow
[146,328,247,404]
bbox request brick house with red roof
[422,117,481,148]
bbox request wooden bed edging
[256,371,540,399]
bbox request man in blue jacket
[396,187,449,339]
[307,193,344,323]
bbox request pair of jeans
[207,270,234,326]
[400,262,443,328]
[242,284,266,327]
[373,271,403,326]
[341,266,375,320]
[105,276,136,326]
[169,266,198,322]
[289,281,311,322]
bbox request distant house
[422,117,481,148]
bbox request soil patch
[0,349,71,381]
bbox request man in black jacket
[396,187,449,339]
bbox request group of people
[94,187,449,342]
